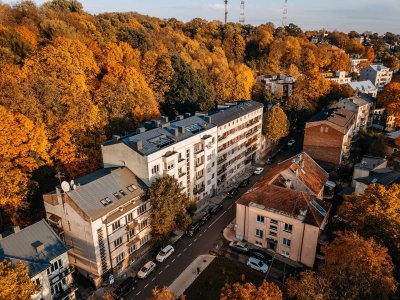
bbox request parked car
[200,212,212,225]
[229,241,249,253]
[249,249,272,262]
[137,261,156,279]
[247,257,269,273]
[288,139,295,146]
[254,167,264,175]
[156,245,174,262]
[187,222,201,237]
[264,158,272,165]
[239,178,250,188]
[226,188,239,199]
[112,276,137,299]
[209,204,223,215]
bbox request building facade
[43,168,151,287]
[359,65,393,89]
[350,57,368,74]
[373,107,396,132]
[235,153,331,267]
[304,108,355,166]
[348,80,377,97]
[0,220,75,300]
[320,71,351,84]
[257,74,296,98]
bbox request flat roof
[355,155,386,170]
[348,80,377,92]
[207,101,263,126]
[370,64,390,71]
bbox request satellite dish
[70,180,75,186]
[61,181,71,192]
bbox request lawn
[184,256,266,300]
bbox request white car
[156,245,174,262]
[247,257,269,273]
[288,139,295,146]
[254,167,264,175]
[137,261,156,279]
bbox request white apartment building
[102,115,218,204]
[359,65,393,89]
[320,71,351,84]
[350,57,368,74]
[43,168,151,287]
[0,220,75,300]
[257,74,296,98]
[335,94,376,132]
[207,101,264,191]
[348,80,378,97]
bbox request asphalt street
[128,134,303,300]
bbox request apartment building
[43,168,151,287]
[257,74,296,98]
[102,116,218,204]
[304,108,355,166]
[352,155,387,187]
[373,107,396,132]
[208,101,264,191]
[350,57,368,74]
[320,71,351,84]
[0,220,75,300]
[235,152,331,267]
[335,94,375,131]
[359,64,393,89]
[348,80,377,97]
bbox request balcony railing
[193,186,205,195]
[217,167,227,175]
[53,284,77,300]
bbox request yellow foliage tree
[263,105,290,143]
[220,280,282,300]
[0,261,37,300]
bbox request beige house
[235,152,331,267]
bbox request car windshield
[140,266,148,272]
[159,250,166,256]
[258,261,264,267]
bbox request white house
[320,71,351,84]
[350,57,368,74]
[0,220,75,300]
[359,65,393,89]
[348,80,378,98]
[257,74,296,98]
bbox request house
[0,220,75,300]
[320,71,351,84]
[359,65,393,89]
[335,94,376,132]
[354,169,400,195]
[348,80,377,97]
[386,130,400,154]
[352,156,387,187]
[304,108,356,166]
[373,107,396,132]
[235,152,331,267]
[102,101,263,206]
[43,167,151,287]
[256,74,296,98]
[350,57,368,74]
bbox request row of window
[100,184,137,206]
[114,219,150,249]
[115,234,150,265]
[111,203,148,232]
[256,216,293,233]
[255,229,292,248]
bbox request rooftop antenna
[239,0,245,24]
[224,0,228,24]
[55,171,64,185]
[282,0,288,27]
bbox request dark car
[249,249,273,263]
[200,212,212,225]
[239,178,250,188]
[264,158,272,165]
[209,204,223,215]
[226,188,239,199]
[187,222,201,237]
[112,276,137,299]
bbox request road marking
[209,210,227,228]
[151,277,156,282]
[189,243,193,247]
[172,258,176,263]
[228,203,233,210]
[144,283,149,289]
[194,238,198,242]
[165,264,170,268]
[158,271,163,275]
[199,233,203,237]
[183,247,187,252]
[136,291,141,296]
[177,253,181,257]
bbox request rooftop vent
[204,116,212,123]
[112,135,120,142]
[32,241,44,253]
[161,116,169,123]
[184,112,191,118]
[175,115,184,121]
[136,127,146,134]
[13,226,20,233]
[130,140,142,151]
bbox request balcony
[217,167,227,175]
[53,284,77,300]
[194,147,204,155]
[246,130,258,138]
[217,156,227,165]
[193,186,205,195]
[49,266,74,285]
[179,172,186,178]
[195,161,204,168]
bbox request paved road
[128,135,303,300]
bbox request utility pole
[224,0,228,24]
[282,0,288,27]
[239,0,245,24]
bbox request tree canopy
[220,280,282,300]
[0,261,37,300]
[262,105,290,143]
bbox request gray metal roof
[355,170,400,186]
[0,219,69,277]
[355,155,386,170]
[104,116,215,156]
[65,168,147,221]
[348,80,377,92]
[207,101,264,126]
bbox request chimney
[204,116,212,123]
[172,127,179,136]
[161,116,169,123]
[161,122,170,128]
[31,241,44,253]
[175,115,184,121]
[131,140,142,151]
[154,120,161,127]
[13,226,20,233]
[178,126,186,135]
[136,127,146,134]
[112,135,120,142]
[195,112,207,117]
[184,113,191,118]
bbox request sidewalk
[169,255,215,297]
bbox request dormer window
[127,184,137,192]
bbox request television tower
[282,0,288,27]
[239,1,245,24]
[224,0,228,24]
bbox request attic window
[100,197,113,206]
[119,190,127,196]
[127,185,137,192]
[310,199,327,216]
[113,192,121,200]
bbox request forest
[0,0,399,225]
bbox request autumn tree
[150,287,183,300]
[287,270,335,300]
[149,175,194,243]
[220,280,282,300]
[378,80,400,125]
[263,105,290,143]
[337,184,400,266]
[0,105,49,223]
[0,261,37,300]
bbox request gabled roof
[0,220,69,277]
[307,108,355,129]
[207,101,263,126]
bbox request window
[112,220,121,232]
[127,229,135,240]
[256,215,265,223]
[47,259,62,275]
[116,253,124,264]
[140,235,150,246]
[114,237,123,248]
[127,184,137,192]
[269,231,277,237]
[127,213,133,223]
[129,245,137,255]
[167,161,175,170]
[282,250,290,258]
[151,164,160,175]
[137,204,146,216]
[207,154,212,160]
[139,219,148,231]
[255,229,264,238]
[33,278,41,286]
[284,223,293,233]
[270,219,278,225]
[269,225,277,231]
[283,238,291,247]
[255,241,262,246]
[119,190,127,196]
[113,192,121,199]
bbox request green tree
[355,130,387,157]
[0,261,37,300]
[149,175,194,243]
[262,105,289,143]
